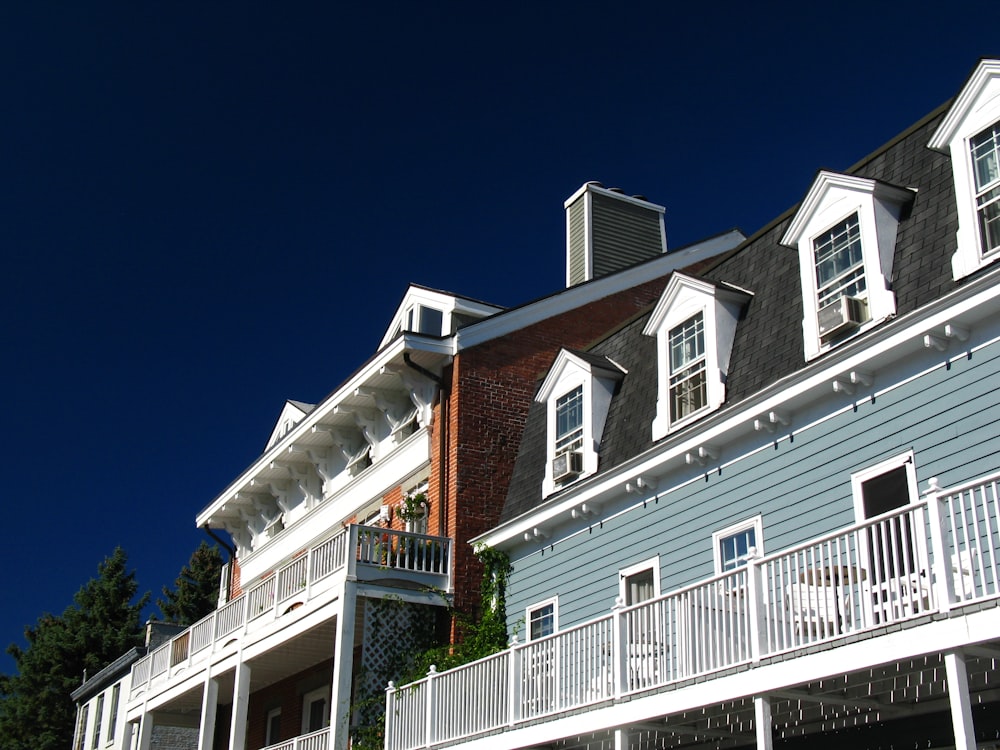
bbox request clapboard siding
[506,336,1000,632]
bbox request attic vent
[564,182,667,287]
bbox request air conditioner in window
[552,451,583,483]
[818,296,865,339]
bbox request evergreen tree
[0,548,148,750]
[157,542,224,626]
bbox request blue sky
[0,2,995,674]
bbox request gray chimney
[564,182,667,287]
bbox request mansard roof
[499,104,962,528]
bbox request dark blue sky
[0,2,994,674]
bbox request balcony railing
[260,727,328,750]
[130,525,451,699]
[385,472,1000,750]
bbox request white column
[229,662,251,750]
[197,676,219,750]
[330,582,358,750]
[754,695,773,750]
[944,650,976,750]
[135,711,154,750]
[613,727,627,750]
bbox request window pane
[529,603,554,640]
[668,314,707,422]
[972,123,1000,192]
[555,386,584,453]
[814,214,866,308]
[719,528,756,571]
[625,568,655,605]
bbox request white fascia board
[476,263,1000,549]
[195,335,452,527]
[457,229,746,350]
[929,59,1000,151]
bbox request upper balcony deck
[384,472,1000,750]
[129,524,451,702]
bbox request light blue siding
[506,338,1000,634]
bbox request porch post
[754,695,773,750]
[613,728,627,750]
[924,478,955,612]
[135,709,154,750]
[229,661,251,750]
[329,581,358,750]
[944,650,976,750]
[197,675,219,750]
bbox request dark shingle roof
[501,108,960,525]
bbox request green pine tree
[0,548,148,750]
[157,541,224,626]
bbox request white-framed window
[814,213,866,312]
[526,597,558,641]
[301,686,330,733]
[645,273,750,440]
[406,304,444,336]
[782,171,912,360]
[619,557,660,605]
[266,707,282,746]
[850,451,918,522]
[91,694,104,750]
[74,705,89,750]
[928,60,1000,278]
[668,313,707,423]
[712,516,763,575]
[106,684,120,744]
[537,350,624,497]
[555,386,584,458]
[971,120,1000,257]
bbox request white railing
[129,525,452,700]
[386,472,1000,750]
[260,727,328,750]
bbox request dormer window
[782,172,913,360]
[971,121,1000,257]
[646,274,751,441]
[537,351,625,498]
[405,304,444,336]
[668,313,707,423]
[928,59,1000,279]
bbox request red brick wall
[445,276,672,617]
[245,661,333,749]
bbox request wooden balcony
[385,472,1000,750]
[129,525,451,699]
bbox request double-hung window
[814,213,867,311]
[554,386,584,459]
[712,517,763,575]
[527,598,558,641]
[668,313,707,423]
[971,121,1000,257]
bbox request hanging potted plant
[397,491,429,531]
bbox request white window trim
[526,596,559,641]
[712,515,764,576]
[536,350,624,498]
[645,274,750,440]
[850,450,919,521]
[929,60,1000,279]
[782,171,912,361]
[301,686,330,733]
[618,556,661,605]
[265,707,282,746]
